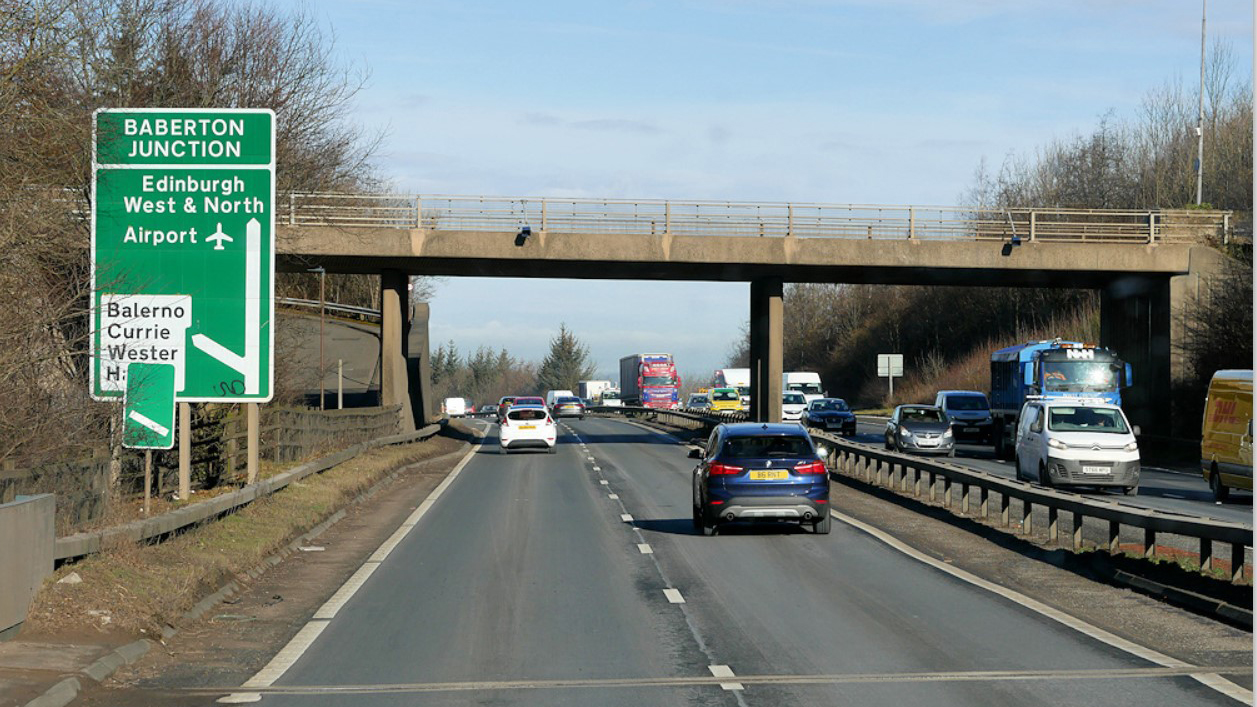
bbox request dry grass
[887,305,1100,407]
[25,435,465,637]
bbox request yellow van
[1201,370,1252,501]
[709,387,743,413]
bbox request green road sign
[124,363,176,449]
[92,108,275,402]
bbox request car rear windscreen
[945,394,989,411]
[722,435,813,458]
[557,397,581,404]
[509,408,548,421]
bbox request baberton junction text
[121,116,246,159]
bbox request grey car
[885,405,955,456]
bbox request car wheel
[1209,465,1230,502]
[884,435,893,450]
[547,445,556,454]
[947,449,955,458]
[1124,484,1139,496]
[813,512,831,535]
[692,502,705,533]
[1038,462,1053,488]
[1013,454,1022,480]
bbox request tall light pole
[1195,0,1206,205]
[308,266,326,409]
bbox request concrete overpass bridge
[274,193,1237,435]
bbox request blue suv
[690,422,831,535]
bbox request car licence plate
[1082,465,1110,474]
[520,424,536,430]
[964,427,979,433]
[750,470,789,480]
[827,421,841,428]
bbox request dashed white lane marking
[708,664,744,691]
[637,543,653,554]
[830,508,1254,704]
[600,480,609,485]
[218,439,485,704]
[592,465,601,471]
[1162,493,1185,499]
[663,588,686,604]
[608,493,619,500]
[620,514,634,522]
[587,456,596,462]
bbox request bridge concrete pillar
[1169,246,1229,384]
[380,270,416,432]
[749,278,784,423]
[406,302,436,425]
[1101,276,1170,438]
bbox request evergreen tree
[535,324,597,392]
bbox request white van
[442,397,468,418]
[545,389,575,409]
[783,372,825,404]
[1014,398,1140,495]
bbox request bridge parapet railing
[279,193,1236,245]
[590,406,1252,584]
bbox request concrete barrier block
[0,494,54,638]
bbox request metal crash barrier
[591,406,1252,584]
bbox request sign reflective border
[91,108,275,402]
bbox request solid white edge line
[312,562,381,620]
[708,664,744,691]
[829,508,1254,704]
[220,439,484,700]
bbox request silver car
[885,405,955,456]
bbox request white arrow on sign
[191,217,261,394]
[128,410,170,437]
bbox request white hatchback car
[499,404,557,454]
[1014,398,1140,495]
[782,392,808,421]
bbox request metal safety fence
[592,406,1252,585]
[279,192,1236,245]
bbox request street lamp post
[1196,0,1206,206]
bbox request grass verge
[25,434,465,638]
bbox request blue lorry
[990,339,1132,459]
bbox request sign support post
[247,403,260,484]
[877,354,905,403]
[144,450,152,516]
[180,402,191,500]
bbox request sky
[283,0,1252,382]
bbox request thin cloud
[570,119,663,135]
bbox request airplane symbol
[207,223,233,251]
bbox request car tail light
[500,417,509,427]
[709,462,743,475]
[794,461,826,475]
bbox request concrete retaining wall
[0,494,54,639]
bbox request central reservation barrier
[591,405,1252,585]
